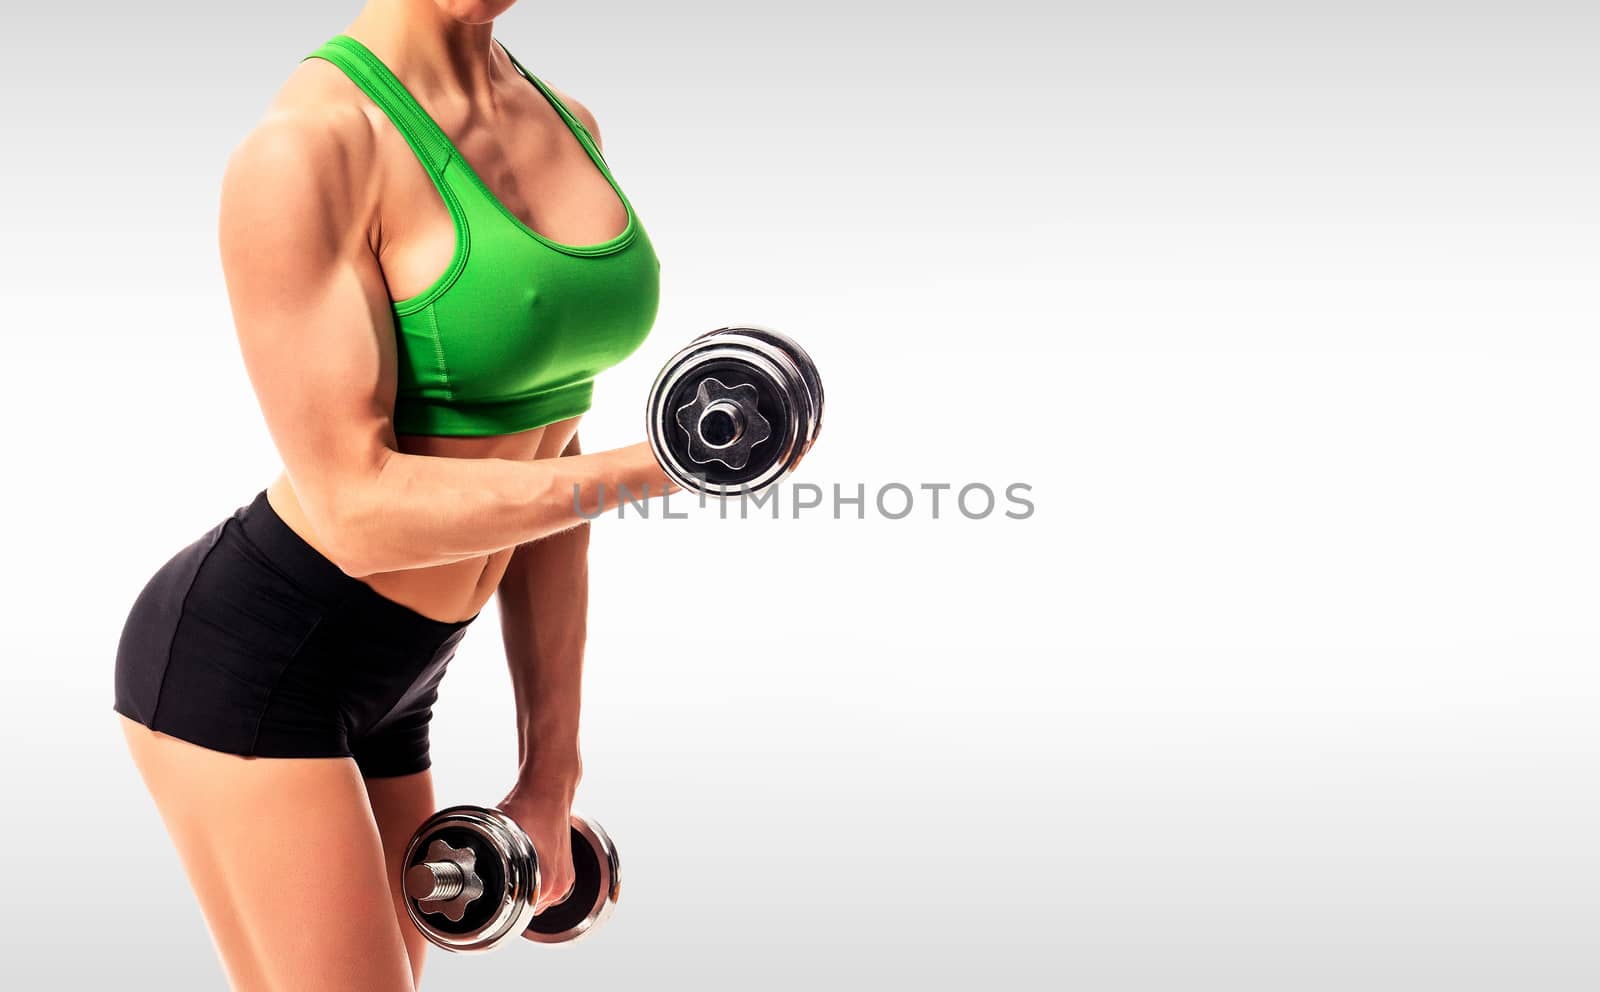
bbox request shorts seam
[147,519,231,728]
[246,590,344,755]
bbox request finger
[534,872,575,915]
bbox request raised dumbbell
[646,325,824,498]
[402,805,619,952]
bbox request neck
[347,0,503,99]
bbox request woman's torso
[264,37,639,624]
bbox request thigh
[364,769,437,989]
[120,715,415,992]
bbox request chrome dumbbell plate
[402,806,539,953]
[647,325,824,497]
[523,815,621,944]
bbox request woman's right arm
[219,106,671,578]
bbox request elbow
[325,506,390,578]
[328,543,383,580]
[302,485,388,578]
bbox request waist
[252,478,487,627]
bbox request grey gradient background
[2,1,1598,989]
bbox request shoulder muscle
[547,83,604,152]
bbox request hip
[112,488,479,760]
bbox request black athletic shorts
[113,488,478,778]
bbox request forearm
[326,440,669,576]
[499,520,589,795]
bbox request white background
[2,2,1597,989]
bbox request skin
[118,0,675,987]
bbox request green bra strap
[496,41,609,166]
[303,34,457,178]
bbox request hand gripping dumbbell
[646,325,824,498]
[402,806,620,952]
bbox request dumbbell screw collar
[406,838,486,923]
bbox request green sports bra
[305,35,660,436]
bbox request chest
[373,94,632,303]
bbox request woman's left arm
[495,94,611,914]
[496,433,590,916]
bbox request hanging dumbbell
[402,805,620,952]
[646,325,824,498]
